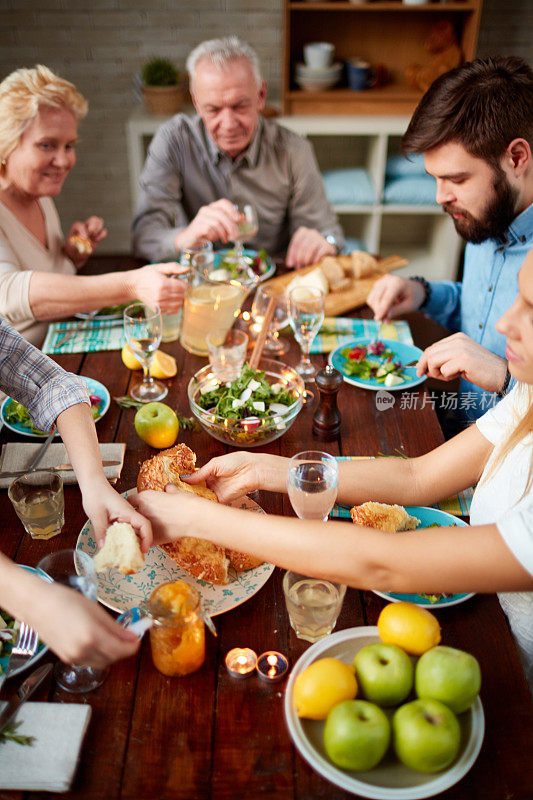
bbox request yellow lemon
[121,343,142,371]
[150,350,177,379]
[377,601,441,656]
[293,657,357,720]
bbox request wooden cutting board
[263,254,408,316]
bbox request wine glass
[287,451,338,521]
[251,284,289,355]
[231,202,258,261]
[288,285,325,383]
[37,549,109,693]
[124,302,167,402]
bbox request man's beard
[443,170,518,244]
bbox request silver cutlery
[0,460,121,480]
[1,622,39,682]
[25,429,55,472]
[0,663,53,731]
[404,360,419,368]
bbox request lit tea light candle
[225,647,257,678]
[257,651,289,683]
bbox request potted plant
[142,57,183,115]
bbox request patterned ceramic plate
[1,377,110,438]
[0,566,50,681]
[76,490,275,615]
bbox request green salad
[340,340,407,386]
[0,609,18,670]
[4,395,102,433]
[209,249,270,282]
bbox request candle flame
[267,654,277,667]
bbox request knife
[0,663,53,732]
[0,460,121,479]
[26,429,55,472]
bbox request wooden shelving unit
[283,0,483,115]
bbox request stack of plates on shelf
[295,62,342,92]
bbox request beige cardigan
[0,197,76,345]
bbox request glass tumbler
[149,580,205,677]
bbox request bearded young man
[367,56,533,426]
[132,36,343,269]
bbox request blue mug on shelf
[346,59,375,92]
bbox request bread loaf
[93,521,145,575]
[350,502,420,532]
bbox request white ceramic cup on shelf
[303,42,334,70]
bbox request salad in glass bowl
[188,360,304,447]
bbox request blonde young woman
[0,65,186,345]
[131,249,533,690]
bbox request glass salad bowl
[188,358,305,447]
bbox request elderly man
[132,36,344,268]
[367,56,533,425]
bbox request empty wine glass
[37,549,109,693]
[251,284,289,355]
[288,285,325,383]
[124,302,166,402]
[287,451,339,521]
[231,202,258,261]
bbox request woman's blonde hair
[0,65,87,163]
[482,383,533,499]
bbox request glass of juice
[8,470,64,540]
[148,581,205,677]
[282,570,346,643]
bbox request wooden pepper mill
[313,365,343,438]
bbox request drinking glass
[37,549,109,693]
[288,285,325,382]
[124,302,167,402]
[282,570,346,643]
[287,450,338,521]
[207,329,248,381]
[231,202,258,260]
[251,284,289,355]
[8,471,64,540]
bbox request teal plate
[334,505,474,609]
[1,377,110,438]
[329,337,426,392]
[0,566,50,679]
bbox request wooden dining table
[0,263,532,800]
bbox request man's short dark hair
[402,56,533,165]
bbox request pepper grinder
[313,365,343,438]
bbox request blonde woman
[0,65,186,345]
[131,249,533,690]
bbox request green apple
[134,402,179,449]
[324,699,391,771]
[415,645,481,714]
[392,698,461,773]
[354,642,414,707]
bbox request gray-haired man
[132,36,344,268]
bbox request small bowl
[188,358,304,448]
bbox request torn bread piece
[350,251,378,279]
[68,234,93,256]
[350,501,420,532]
[93,521,144,575]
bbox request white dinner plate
[284,626,485,799]
[1,377,110,438]
[76,489,275,615]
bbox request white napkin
[0,701,91,791]
[0,442,126,489]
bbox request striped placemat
[43,320,125,355]
[330,456,473,518]
[311,318,413,354]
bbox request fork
[1,621,39,682]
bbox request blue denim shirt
[423,204,533,419]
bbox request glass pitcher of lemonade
[179,250,254,356]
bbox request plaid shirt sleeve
[0,316,90,432]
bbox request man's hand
[366,275,426,321]
[285,227,336,269]
[416,332,508,393]
[174,200,240,250]
[64,216,108,266]
[126,262,188,314]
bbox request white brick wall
[0,1,530,254]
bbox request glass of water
[287,450,338,521]
[37,549,109,692]
[124,302,166,402]
[251,283,289,355]
[283,570,346,643]
[207,329,248,382]
[8,471,64,540]
[288,285,325,384]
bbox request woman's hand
[185,452,288,502]
[64,217,108,266]
[82,480,153,552]
[126,263,189,314]
[128,485,202,544]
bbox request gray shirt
[132,114,344,262]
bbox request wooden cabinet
[282,0,483,115]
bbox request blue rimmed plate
[1,377,110,438]
[76,490,275,616]
[329,338,426,392]
[0,566,50,680]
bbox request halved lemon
[150,350,177,379]
[121,343,142,370]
